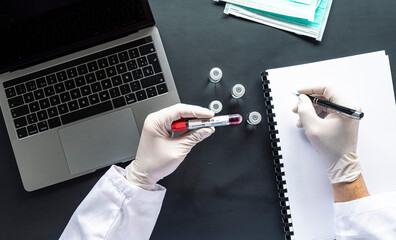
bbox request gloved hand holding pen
[126,103,215,190]
[292,85,362,184]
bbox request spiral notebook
[261,51,396,239]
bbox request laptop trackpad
[59,108,140,175]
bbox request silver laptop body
[0,1,179,191]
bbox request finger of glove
[297,94,322,130]
[297,85,337,103]
[177,127,215,147]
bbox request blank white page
[266,51,396,239]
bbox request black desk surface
[1,0,396,239]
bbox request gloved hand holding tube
[126,103,215,190]
[292,85,362,184]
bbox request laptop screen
[0,0,154,73]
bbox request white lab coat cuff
[333,192,396,217]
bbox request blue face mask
[223,0,333,41]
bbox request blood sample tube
[172,114,242,132]
[209,67,222,83]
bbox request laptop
[0,0,180,191]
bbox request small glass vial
[231,84,245,99]
[247,111,262,125]
[209,100,223,114]
[209,67,222,83]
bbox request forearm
[332,174,370,203]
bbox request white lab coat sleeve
[60,165,166,240]
[333,192,396,239]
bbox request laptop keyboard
[3,36,168,139]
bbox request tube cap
[209,100,222,114]
[172,119,187,132]
[231,84,245,98]
[247,111,262,125]
[209,67,222,83]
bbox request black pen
[294,93,364,120]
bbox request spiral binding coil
[261,72,294,240]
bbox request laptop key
[26,81,37,91]
[68,100,79,111]
[139,43,155,56]
[101,79,112,90]
[16,84,27,95]
[49,95,61,106]
[95,70,106,81]
[23,92,35,103]
[142,66,154,77]
[146,87,158,98]
[118,51,129,62]
[85,73,97,84]
[11,105,29,118]
[34,89,45,100]
[121,72,133,83]
[37,121,49,132]
[56,71,68,81]
[137,57,148,67]
[156,83,168,95]
[125,93,137,104]
[37,110,49,121]
[99,90,110,101]
[116,63,127,74]
[77,64,88,75]
[54,83,66,93]
[67,68,78,79]
[8,96,24,108]
[98,58,109,69]
[108,55,119,65]
[27,124,38,135]
[36,78,47,88]
[58,104,69,114]
[128,48,139,58]
[87,61,99,72]
[44,86,55,97]
[65,79,76,90]
[91,82,102,93]
[132,69,143,80]
[47,107,58,118]
[140,74,165,88]
[81,85,92,96]
[17,127,28,139]
[5,87,17,98]
[111,76,123,86]
[120,84,131,95]
[14,116,28,128]
[130,81,141,92]
[27,113,38,124]
[46,75,57,85]
[61,100,113,125]
[88,94,100,105]
[60,92,71,103]
[109,87,121,98]
[70,89,81,100]
[136,90,147,101]
[126,60,138,71]
[147,53,162,73]
[75,76,86,87]
[28,102,40,112]
[106,66,117,77]
[112,97,126,108]
[78,97,89,108]
[39,98,51,109]
[48,117,61,129]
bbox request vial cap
[231,84,245,98]
[209,67,222,83]
[209,100,223,114]
[248,111,262,125]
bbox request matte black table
[1,0,396,239]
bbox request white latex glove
[126,103,215,190]
[292,85,362,184]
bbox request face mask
[223,0,332,41]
